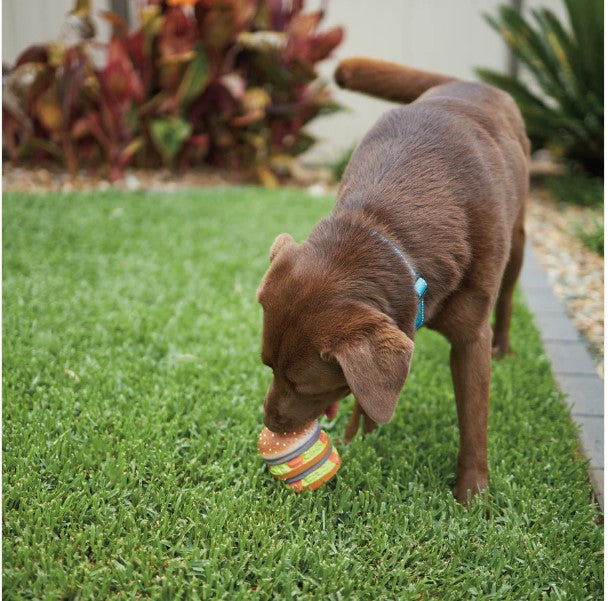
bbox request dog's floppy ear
[326,308,414,424]
[257,233,297,303]
[269,233,296,263]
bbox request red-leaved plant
[2,0,343,182]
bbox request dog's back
[331,58,530,304]
[335,57,528,152]
[334,58,529,212]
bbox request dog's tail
[334,57,455,104]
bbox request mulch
[2,164,247,192]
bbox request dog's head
[257,232,414,432]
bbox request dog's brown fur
[257,57,530,504]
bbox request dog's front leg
[450,325,491,505]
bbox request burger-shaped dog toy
[258,421,341,492]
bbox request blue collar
[370,229,427,330]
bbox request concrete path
[520,243,604,509]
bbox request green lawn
[3,188,603,600]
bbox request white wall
[304,0,568,163]
[2,0,112,66]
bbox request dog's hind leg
[344,401,378,443]
[492,207,525,359]
[344,402,362,443]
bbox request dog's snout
[262,376,315,433]
[263,401,292,433]
[263,390,287,432]
[263,415,287,433]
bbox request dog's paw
[453,470,489,508]
[492,344,516,360]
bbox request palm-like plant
[477,0,603,176]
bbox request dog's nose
[263,414,288,433]
[263,386,287,431]
[263,404,285,432]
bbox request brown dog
[257,58,529,504]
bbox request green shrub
[477,0,603,176]
[2,0,343,182]
[547,171,604,208]
[546,171,603,256]
[574,213,604,256]
[329,144,355,181]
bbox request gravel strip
[526,186,604,378]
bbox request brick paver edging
[519,243,604,509]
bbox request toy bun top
[258,421,320,461]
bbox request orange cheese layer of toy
[258,421,341,492]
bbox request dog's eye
[292,382,318,395]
